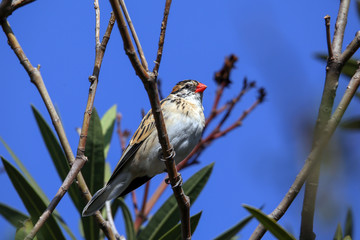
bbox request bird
[82,80,207,217]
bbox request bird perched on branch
[82,80,207,216]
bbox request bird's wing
[107,105,160,184]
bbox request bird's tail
[82,186,111,217]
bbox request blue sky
[1,0,360,239]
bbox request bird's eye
[184,85,190,89]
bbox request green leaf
[115,198,135,240]
[1,157,65,240]
[0,137,48,203]
[82,108,105,240]
[158,211,202,240]
[343,236,352,240]
[138,163,214,240]
[344,208,353,238]
[334,223,343,240]
[101,105,117,159]
[340,118,360,129]
[243,205,295,240]
[0,202,29,228]
[15,219,37,240]
[213,215,253,240]
[31,105,82,212]
[1,134,75,239]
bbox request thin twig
[153,0,172,74]
[94,0,101,48]
[252,67,360,240]
[106,201,123,240]
[19,12,116,239]
[143,87,265,218]
[324,15,333,59]
[339,31,360,63]
[332,0,351,55]
[131,191,139,215]
[109,0,149,80]
[116,113,128,152]
[300,2,353,238]
[118,0,148,70]
[134,181,150,232]
[0,0,34,19]
[110,0,192,238]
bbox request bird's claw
[159,146,176,162]
[165,173,183,188]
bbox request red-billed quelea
[82,80,207,216]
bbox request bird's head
[170,80,207,101]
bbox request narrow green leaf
[31,105,82,212]
[243,205,295,240]
[104,162,112,183]
[158,211,202,240]
[213,215,253,240]
[2,157,65,240]
[1,134,75,239]
[111,197,122,219]
[138,163,214,240]
[344,208,353,238]
[115,198,135,240]
[0,202,29,228]
[340,118,360,129]
[15,219,37,240]
[334,223,343,240]
[101,105,117,158]
[82,108,105,240]
[0,137,48,203]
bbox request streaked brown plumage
[82,80,207,216]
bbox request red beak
[195,82,207,93]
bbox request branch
[251,66,360,240]
[118,0,148,70]
[324,15,333,59]
[332,0,350,55]
[153,0,172,74]
[4,11,116,239]
[109,0,149,79]
[106,201,123,240]
[143,85,265,219]
[205,54,238,130]
[0,0,35,19]
[109,0,191,238]
[300,2,358,238]
[339,31,360,63]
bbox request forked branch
[109,0,191,238]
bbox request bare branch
[106,201,123,240]
[94,0,101,48]
[1,11,116,239]
[300,2,358,238]
[109,0,192,237]
[0,0,35,19]
[153,0,172,74]
[324,15,333,59]
[251,66,360,240]
[143,83,264,219]
[339,31,360,63]
[119,0,148,70]
[332,0,350,55]
[109,0,149,80]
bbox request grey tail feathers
[82,186,111,217]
